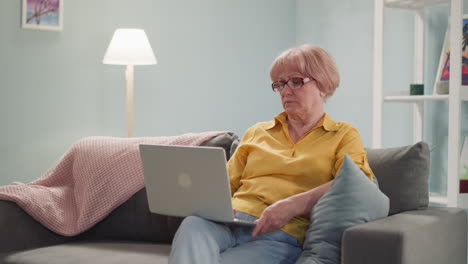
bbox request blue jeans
[169,212,302,264]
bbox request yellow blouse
[227,112,373,243]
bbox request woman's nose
[280,84,293,95]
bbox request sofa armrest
[342,207,467,264]
[0,200,73,253]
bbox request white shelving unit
[373,0,465,207]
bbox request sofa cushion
[296,155,390,264]
[78,132,239,243]
[200,131,238,160]
[230,137,240,158]
[1,241,170,264]
[366,141,430,215]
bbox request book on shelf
[434,15,468,95]
[459,136,468,193]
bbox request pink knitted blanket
[0,132,224,236]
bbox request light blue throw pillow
[295,155,390,264]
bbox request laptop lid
[139,144,236,223]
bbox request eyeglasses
[271,77,313,93]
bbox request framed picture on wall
[21,0,63,31]
[434,15,468,94]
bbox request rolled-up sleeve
[333,127,373,180]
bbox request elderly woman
[169,44,373,264]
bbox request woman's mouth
[283,100,296,105]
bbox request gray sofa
[0,133,466,264]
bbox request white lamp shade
[103,28,157,65]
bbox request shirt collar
[264,112,339,132]
[321,113,339,132]
[263,112,286,130]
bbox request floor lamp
[103,28,157,137]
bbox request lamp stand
[125,64,134,137]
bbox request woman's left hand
[251,181,331,237]
[251,198,298,237]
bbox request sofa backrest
[200,132,239,160]
[80,134,429,242]
[366,142,430,215]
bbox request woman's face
[276,72,325,118]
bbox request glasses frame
[271,77,313,93]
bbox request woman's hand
[250,181,333,237]
[251,198,298,237]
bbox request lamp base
[125,64,134,137]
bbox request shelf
[461,86,468,100]
[375,0,466,209]
[457,193,468,208]
[383,86,468,102]
[429,193,448,205]
[384,94,448,102]
[429,193,468,207]
[385,0,449,9]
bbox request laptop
[139,144,255,226]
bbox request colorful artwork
[22,0,63,31]
[438,17,468,85]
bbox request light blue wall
[0,0,295,185]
